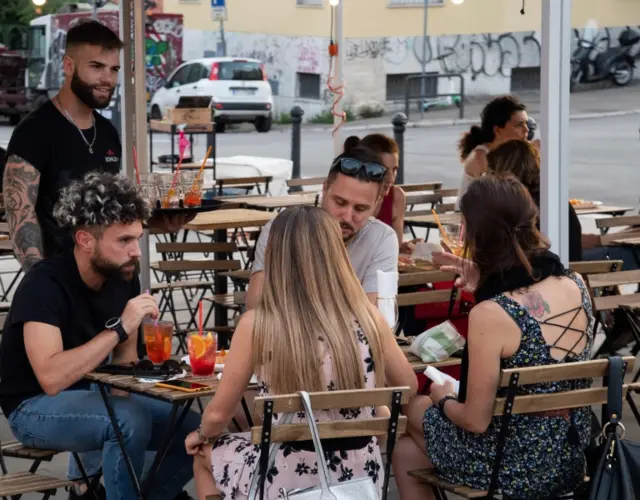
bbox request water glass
[158,185,180,208]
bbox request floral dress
[210,325,384,499]
[423,271,594,500]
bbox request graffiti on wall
[145,15,183,94]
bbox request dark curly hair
[487,139,540,203]
[458,95,527,160]
[54,171,151,233]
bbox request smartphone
[155,380,211,393]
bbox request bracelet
[197,425,216,445]
[438,394,457,416]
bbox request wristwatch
[197,425,216,445]
[105,317,129,344]
[438,394,457,415]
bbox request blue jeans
[7,390,200,500]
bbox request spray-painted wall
[183,25,640,120]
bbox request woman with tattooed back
[185,206,417,499]
[393,176,594,500]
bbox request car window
[169,65,190,87]
[218,61,263,81]
[187,63,207,84]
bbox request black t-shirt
[0,252,139,416]
[4,100,121,258]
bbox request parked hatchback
[150,57,274,133]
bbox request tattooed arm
[3,155,43,271]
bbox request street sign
[211,0,227,21]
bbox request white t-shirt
[251,217,398,293]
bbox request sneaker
[67,483,106,500]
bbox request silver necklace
[56,96,97,154]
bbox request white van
[149,57,274,133]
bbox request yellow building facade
[162,0,640,118]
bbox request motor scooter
[571,28,640,91]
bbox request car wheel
[215,122,227,133]
[150,105,163,120]
[255,116,272,133]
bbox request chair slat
[498,356,635,387]
[399,270,455,287]
[156,260,241,272]
[397,289,453,307]
[569,260,623,275]
[287,177,325,188]
[254,387,412,415]
[593,293,640,311]
[406,194,442,206]
[156,242,237,254]
[588,269,640,289]
[600,230,640,246]
[251,416,407,445]
[398,182,443,193]
[0,472,72,496]
[215,176,272,186]
[596,215,640,229]
[493,386,628,416]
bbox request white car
[149,57,274,133]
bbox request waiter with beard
[1,21,193,500]
[3,20,183,273]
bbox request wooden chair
[251,387,411,500]
[569,260,623,276]
[397,270,460,324]
[214,176,273,196]
[587,269,640,356]
[595,214,640,234]
[287,176,325,193]
[204,291,246,325]
[408,356,636,499]
[398,182,443,193]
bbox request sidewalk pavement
[301,83,640,132]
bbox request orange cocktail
[143,320,173,363]
[187,332,217,376]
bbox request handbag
[587,356,640,500]
[248,391,378,499]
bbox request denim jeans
[7,390,200,500]
[583,246,639,271]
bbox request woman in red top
[345,134,416,255]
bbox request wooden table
[221,193,318,211]
[184,208,274,232]
[574,205,633,216]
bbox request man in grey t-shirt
[246,146,399,309]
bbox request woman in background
[457,96,529,201]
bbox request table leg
[96,383,143,499]
[214,228,228,327]
[141,400,194,498]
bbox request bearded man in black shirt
[0,173,199,500]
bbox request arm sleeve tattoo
[3,155,44,271]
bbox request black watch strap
[106,317,128,344]
[438,395,457,415]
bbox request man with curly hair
[0,172,200,500]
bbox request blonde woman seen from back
[185,206,417,499]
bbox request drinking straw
[194,146,213,186]
[145,289,158,326]
[198,300,203,337]
[431,209,451,246]
[132,146,141,186]
[169,146,186,191]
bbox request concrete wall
[183,24,640,121]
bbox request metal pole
[333,1,344,156]
[133,0,151,291]
[420,0,429,121]
[92,0,99,20]
[290,106,304,191]
[392,113,408,185]
[220,20,227,57]
[540,0,571,265]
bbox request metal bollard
[392,112,408,185]
[290,106,305,192]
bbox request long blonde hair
[253,206,386,394]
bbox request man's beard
[71,71,113,110]
[91,253,140,282]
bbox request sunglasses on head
[330,157,386,182]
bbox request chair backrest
[596,215,640,231]
[600,230,640,246]
[215,176,273,195]
[436,188,459,198]
[569,260,623,276]
[404,194,442,213]
[397,270,457,307]
[588,269,640,290]
[435,202,456,214]
[156,242,237,254]
[493,356,635,416]
[398,182,443,193]
[287,176,326,190]
[251,387,411,445]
